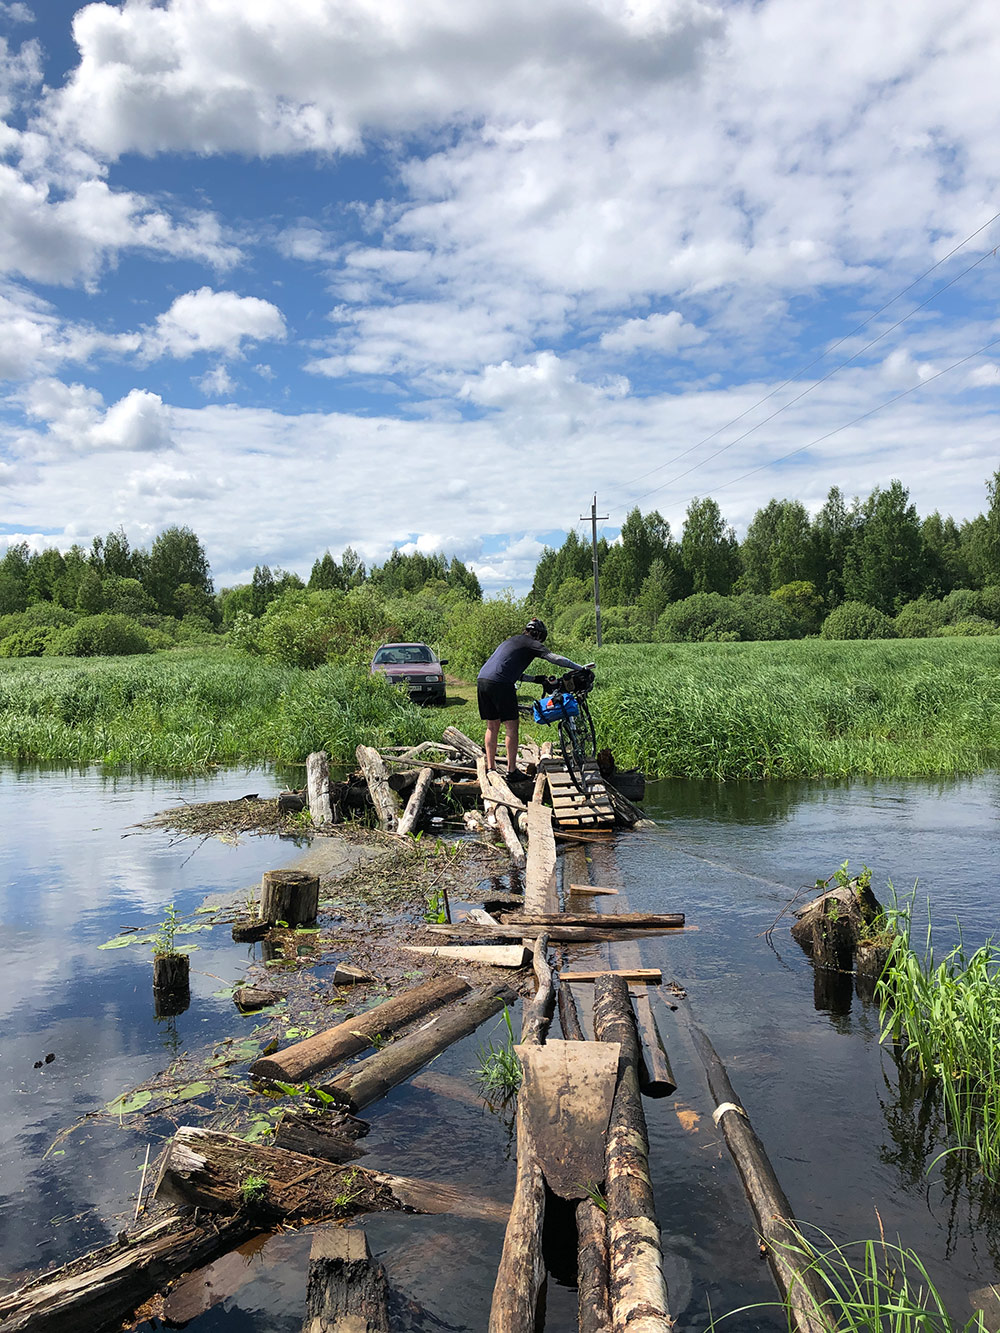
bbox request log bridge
[2,728,828,1333]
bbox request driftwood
[634,993,676,1097]
[687,1021,833,1333]
[306,750,334,825]
[320,986,515,1112]
[593,975,672,1331]
[155,1127,509,1225]
[0,1211,259,1333]
[251,974,470,1083]
[561,969,662,984]
[260,869,320,927]
[274,1112,369,1164]
[567,883,619,896]
[524,801,558,916]
[442,725,486,762]
[577,1197,612,1333]
[304,1227,389,1332]
[501,912,684,929]
[355,745,400,831]
[332,963,375,986]
[395,765,435,838]
[233,985,284,1011]
[520,932,555,1046]
[399,943,530,968]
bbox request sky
[0,0,998,594]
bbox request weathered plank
[399,944,530,968]
[567,883,619,896]
[560,969,662,984]
[395,765,435,838]
[523,800,558,916]
[516,1040,620,1201]
[501,912,684,929]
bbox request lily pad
[164,1081,212,1102]
[105,1089,153,1116]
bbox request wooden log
[333,963,375,986]
[577,1197,612,1333]
[516,1039,619,1200]
[306,750,334,825]
[593,975,672,1332]
[561,969,662,984]
[396,765,435,838]
[385,756,477,777]
[521,932,554,1046]
[687,1021,833,1333]
[399,944,530,968]
[531,771,547,804]
[355,745,401,831]
[303,1228,390,1333]
[524,801,558,916]
[481,766,529,812]
[634,992,676,1097]
[0,1212,258,1333]
[233,986,284,1012]
[495,804,527,869]
[557,973,585,1041]
[251,974,470,1083]
[155,1127,509,1225]
[320,986,516,1112]
[260,869,320,927]
[567,883,619,896]
[274,1112,369,1164]
[442,725,486,761]
[502,912,684,929]
[424,922,679,944]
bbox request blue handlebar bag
[532,692,579,724]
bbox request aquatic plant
[711,1225,990,1333]
[474,1006,521,1101]
[238,1173,268,1206]
[878,909,1000,1183]
[152,904,180,956]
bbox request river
[1,762,998,1330]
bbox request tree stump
[307,751,335,825]
[791,879,883,971]
[303,1228,390,1333]
[260,870,320,927]
[153,953,190,1017]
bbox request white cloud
[146,287,286,361]
[18,379,170,453]
[197,364,235,397]
[0,4,34,23]
[600,311,707,355]
[91,388,171,452]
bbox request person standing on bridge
[477,618,588,781]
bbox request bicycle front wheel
[558,714,589,795]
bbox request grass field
[2,638,999,779]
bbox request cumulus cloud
[144,287,286,361]
[19,379,171,453]
[600,311,707,355]
[197,364,235,397]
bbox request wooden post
[260,870,320,927]
[593,975,672,1332]
[306,750,334,825]
[251,974,471,1083]
[355,745,401,831]
[303,1228,390,1333]
[396,765,434,838]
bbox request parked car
[371,642,449,704]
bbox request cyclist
[477,618,591,781]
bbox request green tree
[309,550,342,591]
[635,558,676,629]
[250,565,277,618]
[75,566,106,614]
[811,486,860,607]
[146,527,213,617]
[771,580,823,634]
[921,512,968,594]
[0,542,30,613]
[843,481,926,613]
[27,548,66,603]
[680,498,739,594]
[340,546,366,588]
[601,508,674,604]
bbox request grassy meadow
[1,637,999,778]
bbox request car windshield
[374,646,435,665]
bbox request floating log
[524,801,558,916]
[303,1228,389,1333]
[502,912,684,929]
[274,1111,368,1164]
[332,963,375,986]
[557,973,585,1042]
[396,765,435,838]
[155,1127,508,1225]
[320,985,515,1112]
[260,869,320,927]
[577,1196,611,1333]
[233,986,284,1012]
[251,974,471,1084]
[593,974,672,1331]
[561,969,662,984]
[424,921,675,944]
[0,1211,258,1333]
[516,1039,619,1201]
[306,750,334,825]
[521,932,554,1047]
[355,745,401,832]
[443,725,486,762]
[634,992,676,1097]
[687,1020,832,1333]
[399,944,530,968]
[567,883,619,896]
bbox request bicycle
[520,666,597,797]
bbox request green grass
[2,637,999,779]
[878,908,1000,1185]
[589,638,1000,779]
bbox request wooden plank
[424,922,679,944]
[524,801,558,916]
[501,913,684,929]
[560,969,662,983]
[567,883,619,896]
[399,944,530,968]
[516,1041,620,1200]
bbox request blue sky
[1,0,998,592]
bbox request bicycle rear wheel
[558,703,596,796]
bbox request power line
[610,206,1000,508]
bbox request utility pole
[581,493,608,647]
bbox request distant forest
[1,470,999,660]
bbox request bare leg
[484,718,500,770]
[504,719,520,774]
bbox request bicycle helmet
[525,617,548,641]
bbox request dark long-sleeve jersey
[476,633,582,685]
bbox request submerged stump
[260,869,319,927]
[791,878,885,973]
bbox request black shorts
[477,678,519,722]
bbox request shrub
[941,588,984,624]
[771,581,824,634]
[938,617,997,637]
[980,586,1000,623]
[444,593,528,678]
[0,627,54,657]
[553,600,593,638]
[821,601,896,640]
[22,603,77,630]
[657,593,796,642]
[50,613,150,657]
[894,598,947,639]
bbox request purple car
[371,642,449,704]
